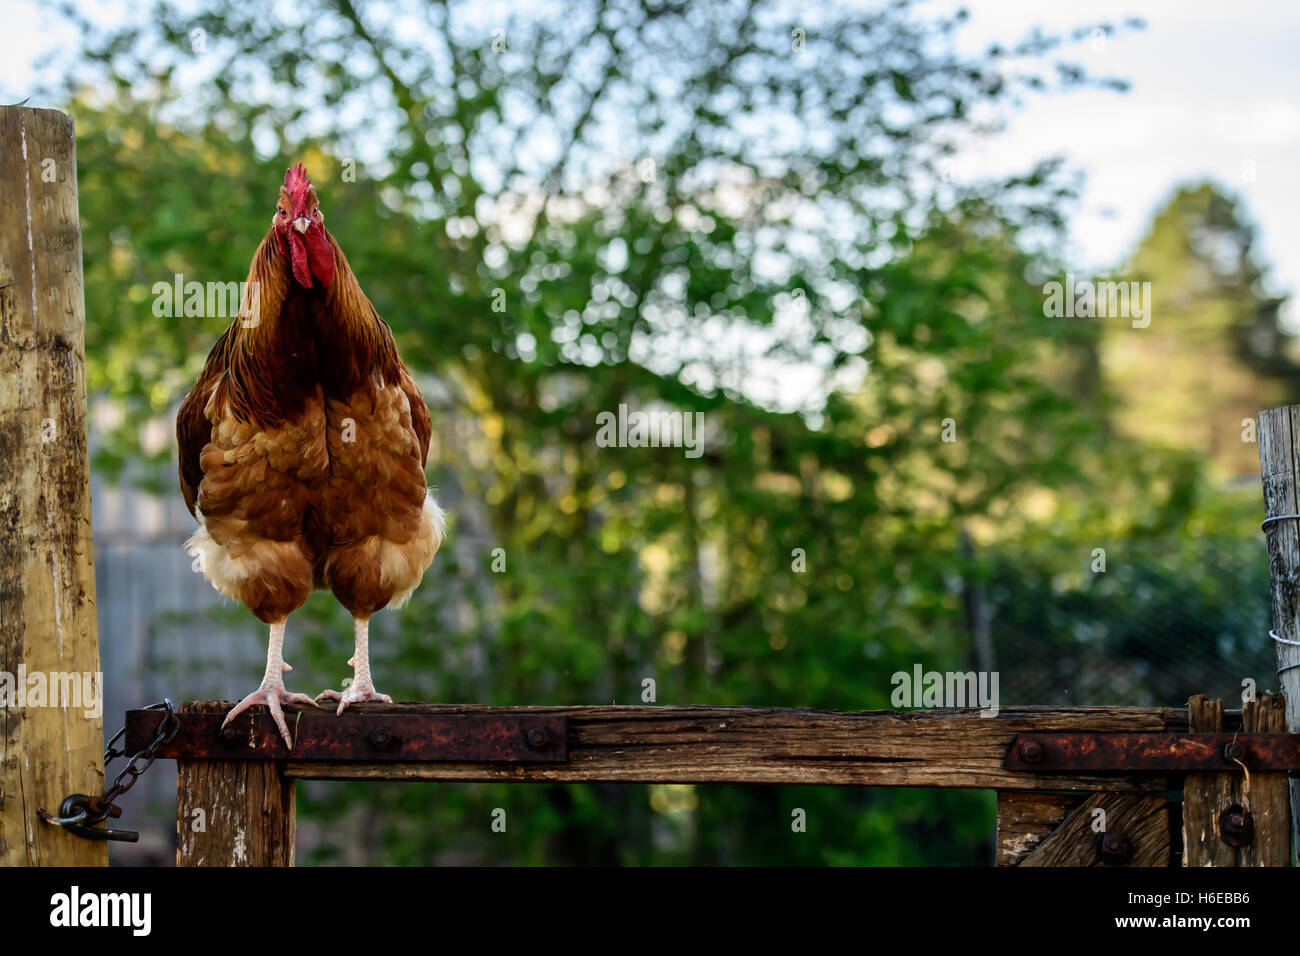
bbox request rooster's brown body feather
[178,227,443,625]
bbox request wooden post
[1256,405,1300,862]
[1182,694,1290,866]
[175,702,294,866]
[0,106,107,865]
[177,759,296,866]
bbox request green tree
[1102,181,1295,475]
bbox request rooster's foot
[316,682,393,716]
[222,684,319,748]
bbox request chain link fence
[987,535,1276,707]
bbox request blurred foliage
[1100,182,1298,475]
[989,531,1276,707]
[35,0,1287,865]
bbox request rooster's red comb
[284,162,314,206]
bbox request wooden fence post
[175,704,295,866]
[0,106,107,865]
[176,759,296,866]
[1256,405,1300,862]
[1182,694,1289,866]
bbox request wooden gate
[122,695,1293,866]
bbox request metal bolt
[1099,831,1132,865]
[367,726,395,751]
[527,726,551,750]
[1019,739,1044,764]
[1224,741,1245,761]
[218,724,241,747]
[1218,805,1254,847]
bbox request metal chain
[98,699,181,818]
[39,698,180,842]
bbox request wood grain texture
[1258,404,1300,859]
[996,792,1079,866]
[176,701,1187,790]
[1240,693,1291,866]
[1018,792,1170,867]
[1183,696,1235,866]
[1183,694,1290,867]
[0,106,106,866]
[177,759,295,866]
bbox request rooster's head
[273,163,335,289]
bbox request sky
[937,0,1300,326]
[3,0,1298,321]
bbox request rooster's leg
[222,619,319,747]
[316,617,393,715]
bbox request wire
[1261,513,1300,531]
[1268,631,1300,674]
[1260,515,1300,672]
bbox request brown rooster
[177,163,446,746]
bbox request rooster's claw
[222,684,319,748]
[316,683,393,716]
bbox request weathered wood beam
[1257,404,1300,861]
[176,760,295,867]
[165,701,1188,791]
[0,106,106,866]
[1016,792,1170,867]
[1182,693,1290,866]
[1240,693,1292,866]
[996,792,1078,866]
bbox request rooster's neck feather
[216,228,402,430]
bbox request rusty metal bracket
[1005,733,1300,772]
[125,709,568,763]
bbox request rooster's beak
[292,217,311,234]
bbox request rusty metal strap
[126,709,568,763]
[1006,733,1300,772]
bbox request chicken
[177,163,446,746]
